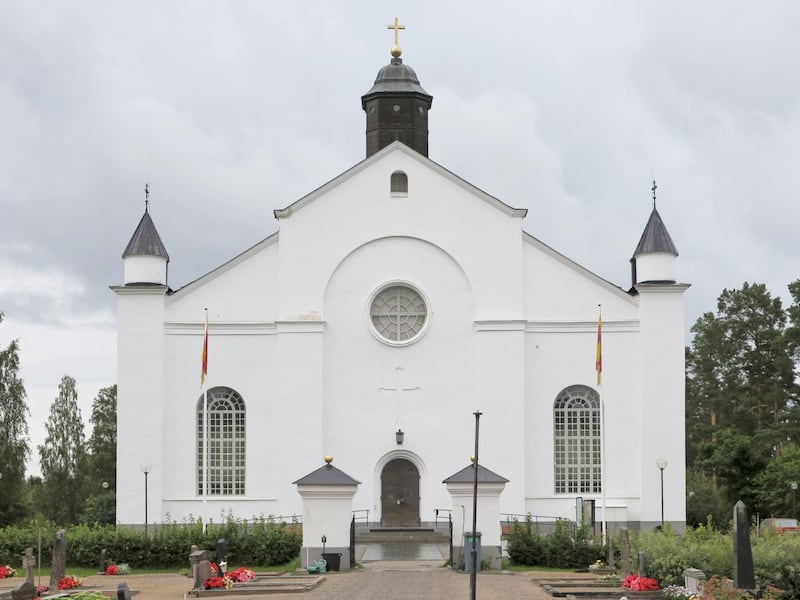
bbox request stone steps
[357,529,451,544]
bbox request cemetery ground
[0,564,595,600]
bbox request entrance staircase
[355,524,452,562]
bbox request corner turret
[630,182,678,286]
[121,193,169,286]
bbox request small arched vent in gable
[390,171,408,196]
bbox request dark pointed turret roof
[293,461,361,486]
[442,463,509,484]
[122,210,169,260]
[632,208,678,258]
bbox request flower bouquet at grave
[105,564,119,576]
[204,576,225,589]
[209,562,218,574]
[623,574,660,591]
[58,575,83,590]
[36,584,49,595]
[0,565,16,578]
[231,567,256,583]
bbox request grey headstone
[117,582,132,600]
[619,528,631,575]
[637,549,647,577]
[10,582,36,600]
[733,501,755,589]
[98,548,108,574]
[23,548,34,585]
[49,529,67,590]
[189,550,212,590]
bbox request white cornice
[525,320,639,333]
[276,320,327,334]
[110,284,168,296]
[635,283,691,294]
[474,320,527,332]
[165,321,278,335]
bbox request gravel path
[0,565,581,599]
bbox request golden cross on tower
[387,17,405,58]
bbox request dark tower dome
[361,38,433,157]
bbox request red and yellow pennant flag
[201,311,208,386]
[595,312,602,385]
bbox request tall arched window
[197,387,246,496]
[553,385,601,494]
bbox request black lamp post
[469,410,482,600]
[141,464,151,536]
[656,458,668,529]
[791,482,797,519]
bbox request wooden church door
[381,458,420,527]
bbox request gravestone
[216,538,227,574]
[190,549,212,590]
[637,550,647,577]
[117,582,132,600]
[98,548,108,575]
[733,501,755,589]
[619,528,632,575]
[23,548,34,585]
[10,582,36,600]
[48,529,66,590]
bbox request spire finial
[387,17,405,58]
[145,182,150,212]
[651,179,657,210]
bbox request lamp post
[141,464,151,536]
[469,410,482,600]
[656,458,668,529]
[791,483,797,519]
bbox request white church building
[114,40,688,533]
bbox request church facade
[114,43,688,533]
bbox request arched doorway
[381,458,420,527]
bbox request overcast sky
[2,1,798,477]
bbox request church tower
[361,18,433,157]
[631,181,688,528]
[113,188,169,525]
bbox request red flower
[57,575,82,590]
[209,562,218,574]
[105,564,119,576]
[204,576,225,589]
[623,575,659,591]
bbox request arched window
[197,387,245,496]
[390,171,408,195]
[553,385,601,494]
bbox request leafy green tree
[87,385,116,490]
[753,443,800,519]
[38,375,88,524]
[0,312,31,526]
[82,385,117,524]
[686,469,729,529]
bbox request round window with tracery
[370,285,428,344]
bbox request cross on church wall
[377,366,421,427]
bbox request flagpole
[597,305,607,548]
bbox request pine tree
[0,312,31,526]
[88,385,117,489]
[38,374,87,524]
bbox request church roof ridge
[122,210,170,260]
[273,141,527,220]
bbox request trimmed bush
[0,515,301,569]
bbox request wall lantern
[395,429,404,445]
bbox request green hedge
[0,516,301,569]
[507,517,603,569]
